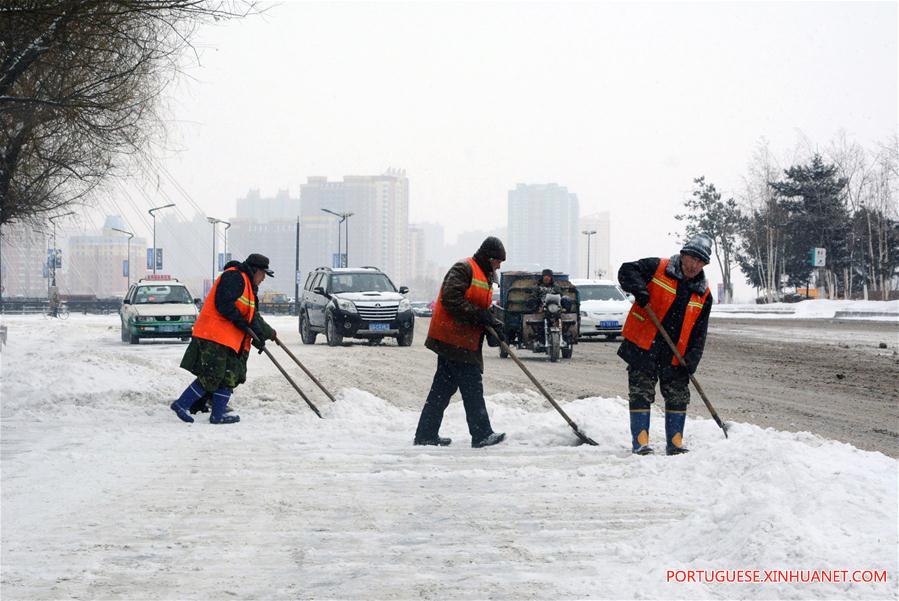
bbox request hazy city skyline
[7,1,895,302]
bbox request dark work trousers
[415,355,493,443]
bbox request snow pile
[1,314,896,600]
[712,299,899,321]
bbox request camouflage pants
[627,365,690,411]
[180,338,248,392]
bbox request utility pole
[223,221,231,264]
[294,217,300,315]
[581,229,597,279]
[111,227,134,289]
[148,203,175,275]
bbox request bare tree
[0,0,256,227]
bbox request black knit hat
[680,234,712,264]
[541,269,553,277]
[245,253,274,277]
[476,236,506,261]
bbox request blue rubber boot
[665,405,689,455]
[210,389,240,424]
[630,408,653,455]
[171,379,205,423]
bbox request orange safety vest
[428,258,493,351]
[621,258,710,366]
[192,267,256,353]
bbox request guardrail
[1,299,121,315]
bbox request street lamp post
[148,203,175,275]
[48,211,75,288]
[223,220,231,263]
[581,230,597,279]
[207,217,226,283]
[321,208,353,267]
[111,227,135,289]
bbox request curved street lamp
[581,229,597,279]
[321,208,354,267]
[148,203,175,274]
[111,227,135,289]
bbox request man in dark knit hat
[170,253,278,424]
[617,234,714,455]
[414,236,507,448]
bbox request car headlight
[398,298,411,311]
[334,298,357,313]
[182,315,196,322]
[135,315,154,323]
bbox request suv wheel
[326,314,343,346]
[397,329,414,347]
[299,312,318,345]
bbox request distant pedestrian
[170,254,277,424]
[617,234,714,455]
[414,236,507,448]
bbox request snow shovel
[485,325,598,446]
[243,328,323,419]
[274,338,337,403]
[643,306,729,438]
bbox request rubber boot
[210,389,240,424]
[665,405,689,455]
[171,379,205,423]
[630,408,653,455]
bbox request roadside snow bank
[1,314,896,600]
[712,299,899,320]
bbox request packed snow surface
[1,315,896,600]
[712,299,899,321]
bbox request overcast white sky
[118,0,897,298]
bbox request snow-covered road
[1,315,896,600]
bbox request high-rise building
[230,189,302,298]
[507,183,579,275]
[68,215,147,297]
[579,212,611,279]
[154,211,214,298]
[0,221,49,298]
[300,169,410,284]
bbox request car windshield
[329,273,396,293]
[578,285,627,301]
[133,285,193,304]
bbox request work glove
[479,308,503,329]
[485,326,506,347]
[633,290,650,307]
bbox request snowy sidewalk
[1,315,896,600]
[712,299,899,321]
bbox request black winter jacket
[616,255,713,374]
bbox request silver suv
[298,267,414,346]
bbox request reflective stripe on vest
[427,258,493,351]
[621,258,710,365]
[191,267,256,353]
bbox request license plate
[369,323,390,331]
[161,325,178,332]
[599,320,620,328]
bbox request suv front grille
[356,304,398,321]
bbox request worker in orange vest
[617,234,713,455]
[414,236,507,448]
[170,253,277,424]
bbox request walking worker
[414,236,507,448]
[170,253,278,425]
[617,234,714,455]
